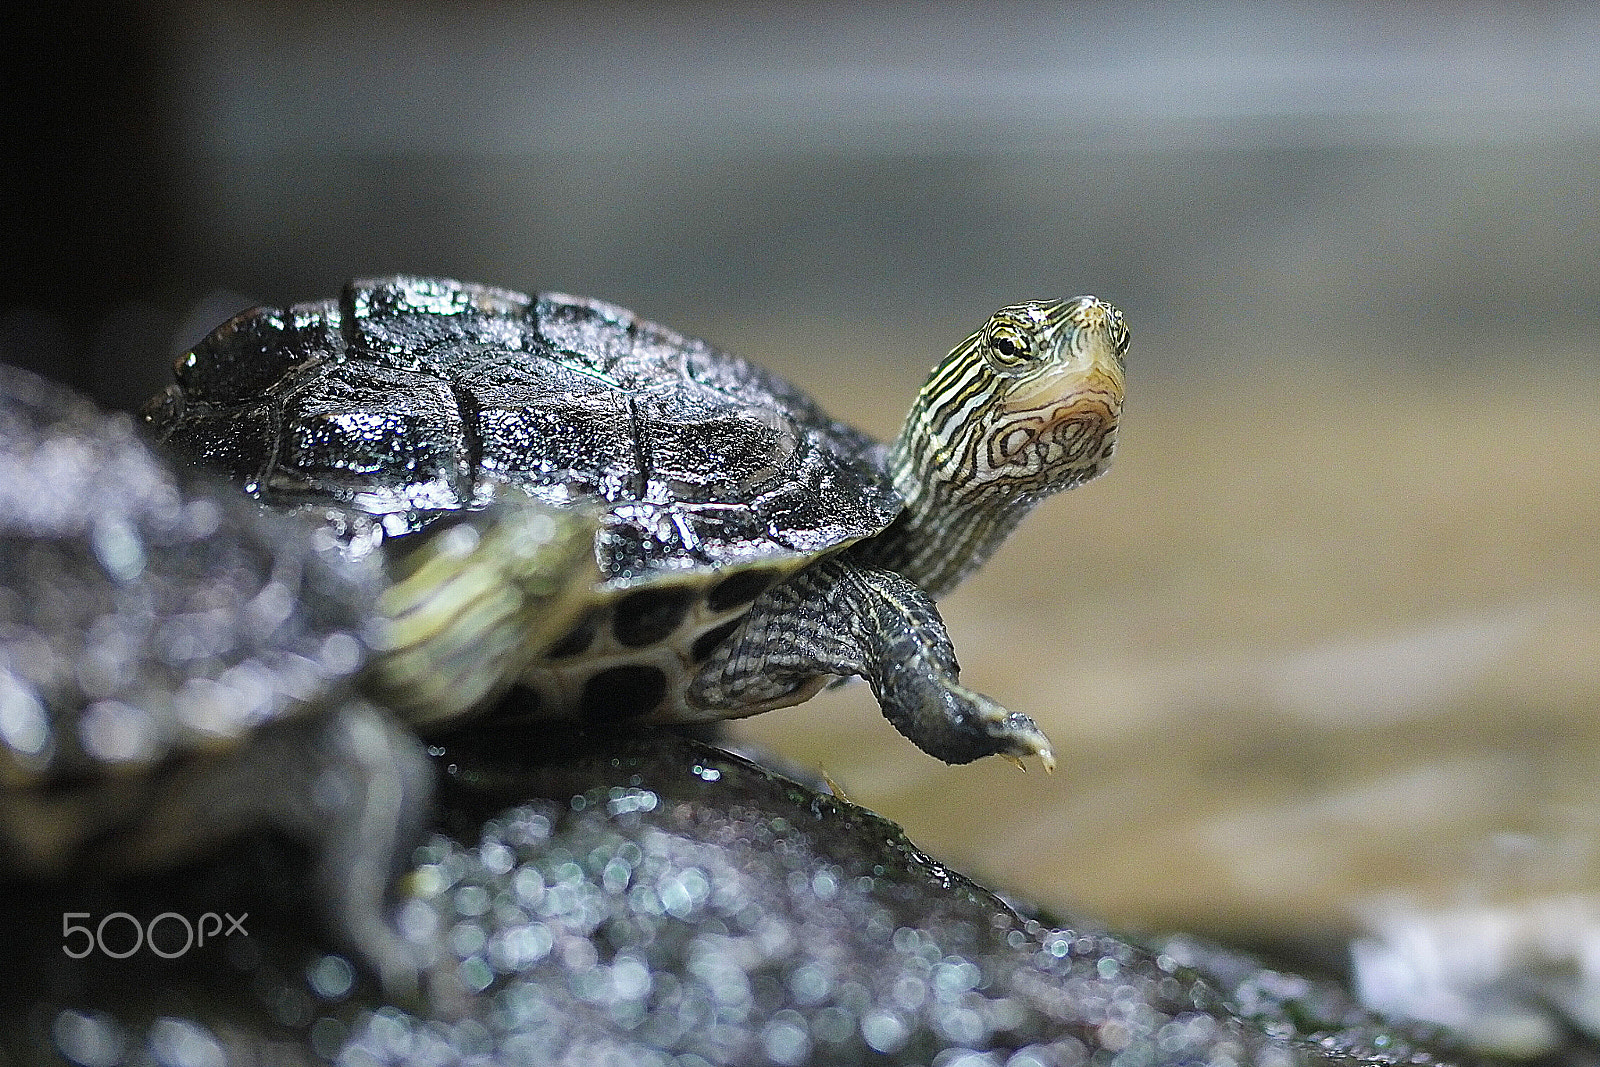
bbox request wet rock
[0,731,1495,1066]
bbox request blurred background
[7,0,1599,1047]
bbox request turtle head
[875,296,1127,596]
[900,296,1126,502]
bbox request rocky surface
[0,729,1490,1067]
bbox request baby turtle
[0,362,594,994]
[146,276,1127,767]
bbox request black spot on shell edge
[580,666,668,722]
[546,610,604,659]
[706,566,782,613]
[690,618,743,664]
[612,587,695,649]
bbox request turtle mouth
[998,361,1123,423]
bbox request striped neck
[850,297,1126,600]
[853,458,1036,599]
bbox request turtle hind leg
[120,701,434,998]
[301,701,435,1000]
[689,556,1055,768]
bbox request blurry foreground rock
[1,731,1487,1067]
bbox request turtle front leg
[689,556,1055,768]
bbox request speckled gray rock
[0,731,1490,1067]
[0,363,383,799]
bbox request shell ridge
[625,393,650,504]
[337,280,364,357]
[447,381,486,507]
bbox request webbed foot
[879,669,1055,769]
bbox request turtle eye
[983,320,1034,368]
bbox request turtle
[144,275,1128,768]
[0,361,597,995]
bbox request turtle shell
[146,277,907,723]
[146,276,902,587]
[0,363,383,872]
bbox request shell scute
[633,390,801,505]
[344,277,534,372]
[272,363,472,518]
[148,398,279,496]
[470,368,637,503]
[533,294,643,380]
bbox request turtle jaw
[998,321,1125,423]
[989,361,1124,496]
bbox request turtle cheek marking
[990,422,1042,467]
[612,587,695,648]
[579,665,669,721]
[984,416,1049,475]
[1047,392,1120,468]
[1033,415,1094,465]
[989,387,1119,484]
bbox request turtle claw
[967,690,1056,771]
[994,711,1056,774]
[1002,750,1057,774]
